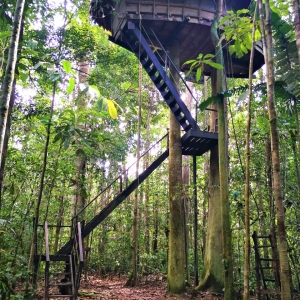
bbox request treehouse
[91,0,264,78]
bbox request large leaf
[107,100,118,119]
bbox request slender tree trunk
[144,95,152,256]
[167,41,186,294]
[243,4,257,299]
[0,0,25,170]
[130,62,142,286]
[259,0,292,298]
[29,82,57,270]
[71,61,89,219]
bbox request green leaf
[0,31,11,39]
[196,67,202,82]
[183,59,197,66]
[97,97,104,111]
[62,60,72,73]
[203,60,224,69]
[199,96,215,111]
[67,77,75,95]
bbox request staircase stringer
[126,21,199,133]
[57,149,169,255]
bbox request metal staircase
[112,21,200,134]
[35,222,84,299]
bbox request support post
[193,154,198,286]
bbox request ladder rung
[256,245,271,248]
[256,235,270,239]
[264,278,276,282]
[261,266,274,270]
[260,258,276,261]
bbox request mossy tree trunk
[196,78,223,293]
[167,41,186,295]
[183,82,193,286]
[211,1,233,298]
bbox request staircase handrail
[149,28,199,106]
[72,132,169,222]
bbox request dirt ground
[36,273,253,300]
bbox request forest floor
[36,273,260,299]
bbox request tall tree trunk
[243,3,257,299]
[167,41,186,294]
[259,0,292,298]
[0,0,25,190]
[130,62,142,286]
[71,61,89,219]
[196,78,223,293]
[211,1,233,298]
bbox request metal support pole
[193,154,199,286]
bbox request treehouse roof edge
[90,0,265,78]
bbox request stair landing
[181,129,218,156]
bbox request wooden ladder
[252,231,281,299]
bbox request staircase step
[165,97,176,106]
[161,90,172,99]
[147,67,158,76]
[141,58,152,69]
[151,74,163,84]
[170,105,181,115]
[181,123,192,131]
[157,82,167,91]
